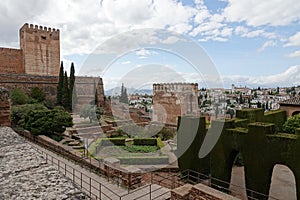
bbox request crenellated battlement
[1,23,60,76]
[21,23,60,33]
[153,82,198,92]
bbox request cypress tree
[69,62,76,110]
[62,71,70,110]
[57,61,64,105]
[94,81,98,106]
[119,83,128,104]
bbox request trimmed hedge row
[118,156,169,165]
[133,138,157,146]
[100,138,126,146]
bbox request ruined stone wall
[0,74,105,106]
[20,23,60,76]
[0,48,24,74]
[0,74,58,101]
[75,76,105,108]
[0,88,11,127]
[153,83,199,125]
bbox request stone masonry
[0,88,10,127]
[153,83,199,125]
[0,23,60,76]
[0,127,88,199]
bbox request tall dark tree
[94,81,98,105]
[239,93,243,104]
[69,62,76,110]
[257,101,262,108]
[248,96,251,108]
[62,71,70,109]
[119,83,128,104]
[57,61,64,105]
[254,91,258,98]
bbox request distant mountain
[104,87,153,96]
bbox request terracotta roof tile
[279,96,300,106]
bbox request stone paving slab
[0,127,88,200]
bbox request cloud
[257,41,277,52]
[234,26,276,39]
[223,0,300,26]
[222,65,300,87]
[121,61,131,65]
[285,32,300,47]
[288,50,300,58]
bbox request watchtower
[19,23,60,76]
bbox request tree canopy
[283,114,300,134]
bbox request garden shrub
[100,138,126,146]
[134,138,157,146]
[118,156,169,165]
[283,114,300,134]
[10,88,28,105]
[20,106,73,136]
[120,145,158,153]
[29,87,46,102]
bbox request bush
[29,87,46,102]
[100,138,126,146]
[134,138,157,146]
[10,88,28,105]
[156,127,173,141]
[80,104,103,123]
[283,114,300,134]
[120,145,158,153]
[15,105,73,136]
[11,103,48,126]
[157,138,165,149]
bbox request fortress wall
[20,23,60,76]
[0,74,58,101]
[0,48,24,74]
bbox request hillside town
[1,1,300,199]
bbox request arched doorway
[230,152,247,199]
[269,164,296,200]
[292,111,300,116]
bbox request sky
[0,0,300,90]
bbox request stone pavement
[31,141,171,200]
[0,127,88,199]
[0,127,171,199]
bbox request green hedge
[263,110,286,132]
[157,138,164,149]
[118,156,169,165]
[100,138,126,146]
[133,138,157,146]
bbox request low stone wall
[171,183,240,200]
[0,88,10,126]
[18,129,146,188]
[0,127,88,199]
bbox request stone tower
[153,83,199,125]
[19,23,60,76]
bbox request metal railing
[18,131,171,199]
[180,169,279,200]
[18,130,279,200]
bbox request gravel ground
[0,127,89,200]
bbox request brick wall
[0,48,24,74]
